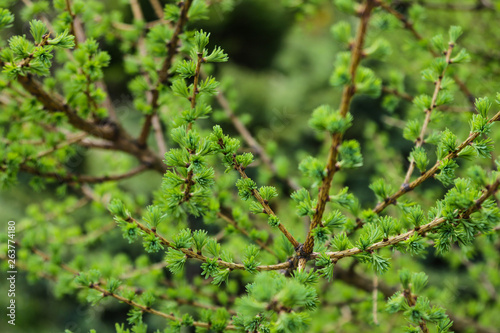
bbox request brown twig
[377,0,476,106]
[64,0,77,47]
[13,73,167,172]
[137,0,194,147]
[333,265,499,333]
[27,245,234,330]
[217,211,277,257]
[125,216,291,271]
[403,43,455,184]
[319,177,500,260]
[408,0,494,11]
[403,287,430,332]
[382,86,413,102]
[35,133,88,159]
[372,274,379,325]
[216,139,300,248]
[149,0,165,19]
[129,0,144,21]
[90,283,237,329]
[346,108,500,235]
[211,76,300,192]
[15,164,149,185]
[128,0,168,156]
[299,0,377,270]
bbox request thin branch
[64,0,77,47]
[137,0,194,147]
[129,0,144,21]
[210,75,300,192]
[403,43,455,184]
[188,52,204,130]
[377,0,476,106]
[217,211,277,257]
[320,177,500,260]
[372,275,379,325]
[414,0,494,11]
[15,164,149,185]
[16,74,117,140]
[36,133,87,159]
[382,86,413,102]
[149,0,165,19]
[216,139,300,248]
[27,246,234,330]
[22,0,118,122]
[346,108,500,234]
[332,265,498,333]
[66,221,116,244]
[403,287,430,332]
[90,283,237,329]
[373,108,500,215]
[300,0,377,270]
[12,72,167,172]
[124,216,291,271]
[79,138,116,150]
[152,115,167,155]
[128,0,168,155]
[165,295,237,315]
[119,262,167,280]
[179,53,205,202]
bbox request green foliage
[338,139,363,169]
[291,188,316,217]
[409,147,429,173]
[299,155,325,181]
[309,104,353,134]
[236,177,257,201]
[2,1,500,333]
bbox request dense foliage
[1,0,500,332]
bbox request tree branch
[320,177,500,260]
[349,108,500,234]
[216,139,300,248]
[126,216,291,271]
[300,0,377,269]
[403,42,455,184]
[217,210,277,257]
[333,265,498,333]
[16,164,149,185]
[377,0,476,106]
[211,76,300,192]
[137,0,194,147]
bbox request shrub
[1,0,500,332]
